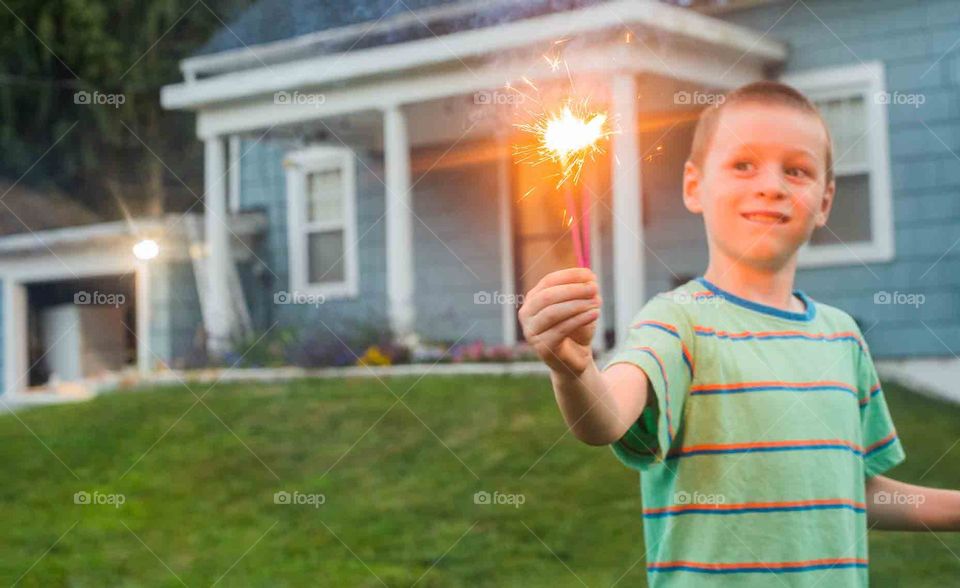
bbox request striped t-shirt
[603,277,904,588]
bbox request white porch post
[589,182,605,351]
[3,281,26,395]
[136,262,152,376]
[497,134,517,346]
[383,105,416,342]
[204,136,233,357]
[611,73,644,347]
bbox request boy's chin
[731,244,800,270]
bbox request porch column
[611,73,644,347]
[496,133,517,346]
[589,179,605,351]
[136,261,152,376]
[3,281,27,395]
[204,136,233,357]
[383,105,416,342]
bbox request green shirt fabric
[602,277,904,587]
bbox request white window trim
[784,61,895,268]
[284,145,359,299]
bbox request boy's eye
[786,166,812,178]
[733,161,754,172]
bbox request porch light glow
[133,239,160,261]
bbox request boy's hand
[518,268,602,378]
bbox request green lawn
[0,375,957,587]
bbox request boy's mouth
[740,210,790,225]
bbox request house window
[784,62,894,267]
[284,146,358,298]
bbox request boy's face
[683,102,836,271]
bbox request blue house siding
[166,262,204,366]
[238,138,390,340]
[235,137,506,350]
[149,260,204,369]
[148,261,172,367]
[715,0,960,358]
[641,121,707,299]
[411,157,504,344]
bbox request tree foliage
[0,0,253,217]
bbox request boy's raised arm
[865,475,960,531]
[519,268,649,446]
[550,362,650,445]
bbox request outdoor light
[133,239,160,261]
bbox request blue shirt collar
[696,276,816,322]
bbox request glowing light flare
[542,106,607,165]
[133,239,159,261]
[514,100,612,188]
[508,48,615,269]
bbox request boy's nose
[754,170,788,199]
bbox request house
[157,0,955,355]
[0,178,266,395]
[2,0,958,395]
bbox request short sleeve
[855,327,906,477]
[601,294,694,471]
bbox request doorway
[24,274,137,389]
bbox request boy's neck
[702,251,805,313]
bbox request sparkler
[515,98,612,268]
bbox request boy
[518,81,960,586]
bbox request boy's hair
[687,80,834,184]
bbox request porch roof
[192,0,600,62]
[0,180,101,237]
[188,0,777,76]
[162,0,787,124]
[0,212,266,258]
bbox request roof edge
[163,0,788,111]
[185,0,782,80]
[183,0,519,80]
[0,212,267,255]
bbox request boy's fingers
[527,298,600,337]
[527,268,595,298]
[540,307,599,351]
[527,299,593,338]
[523,282,598,317]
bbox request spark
[543,53,562,72]
[514,99,612,187]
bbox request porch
[0,213,265,395]
[161,0,787,354]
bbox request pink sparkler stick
[563,184,586,268]
[580,189,591,268]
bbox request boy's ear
[682,160,704,214]
[814,178,836,228]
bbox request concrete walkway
[877,358,960,405]
[0,361,556,412]
[3,356,957,414]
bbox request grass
[0,375,957,586]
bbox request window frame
[284,145,359,299]
[783,61,895,268]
